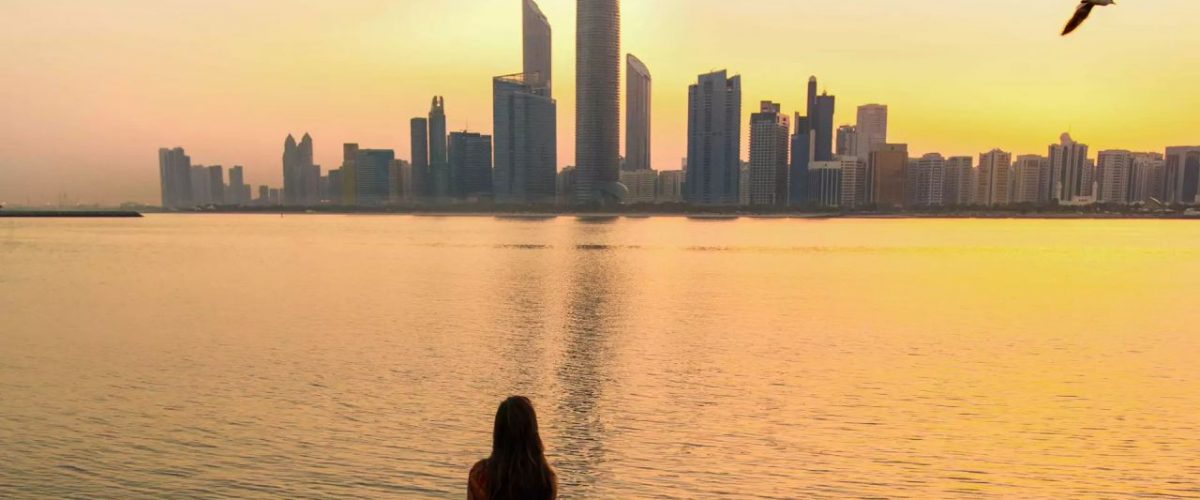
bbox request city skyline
[3,0,1200,204]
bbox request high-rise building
[190,165,212,206]
[449,132,493,200]
[1164,146,1200,205]
[493,73,558,204]
[855,104,888,163]
[1010,155,1049,205]
[410,117,430,199]
[341,143,359,206]
[870,144,908,209]
[943,156,975,206]
[523,0,552,95]
[836,125,857,157]
[656,170,684,203]
[258,185,270,205]
[574,0,621,204]
[812,93,836,162]
[909,153,945,207]
[157,147,192,209]
[619,169,657,204]
[207,165,225,205]
[354,149,395,206]
[1049,133,1089,203]
[837,157,867,209]
[976,149,1012,206]
[748,101,790,207]
[685,70,742,205]
[281,133,318,206]
[808,161,842,208]
[1096,150,1134,204]
[625,54,651,172]
[1130,152,1165,204]
[429,97,449,199]
[789,115,811,206]
[806,76,817,121]
[228,165,247,205]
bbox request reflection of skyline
[554,225,624,493]
[497,243,553,397]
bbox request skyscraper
[748,101,790,207]
[493,74,558,204]
[523,0,552,95]
[283,135,298,204]
[228,165,248,205]
[341,143,359,206]
[808,161,842,208]
[354,148,395,206]
[1096,150,1133,204]
[943,156,975,206]
[870,144,908,209]
[429,97,449,199]
[449,131,493,200]
[625,54,651,172]
[789,114,812,206]
[836,125,857,157]
[1010,155,1049,205]
[838,157,868,209]
[157,147,192,209]
[855,105,888,162]
[806,76,817,122]
[909,153,945,207]
[976,149,1012,206]
[207,165,225,205]
[1049,133,1089,203]
[282,133,317,206]
[685,70,742,205]
[1130,152,1165,204]
[574,0,622,204]
[1164,146,1200,205]
[812,93,836,162]
[410,117,430,198]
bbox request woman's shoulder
[468,459,489,500]
[470,459,488,478]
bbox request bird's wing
[1062,2,1095,36]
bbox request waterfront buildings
[493,73,557,204]
[448,132,494,200]
[836,125,857,157]
[574,0,622,204]
[1049,133,1090,203]
[619,169,657,204]
[808,161,842,208]
[1011,155,1050,205]
[812,90,836,162]
[870,144,909,209]
[158,147,192,209]
[282,133,318,206]
[1130,152,1165,204]
[523,0,552,95]
[353,148,395,206]
[625,54,651,172]
[976,149,1012,207]
[1164,146,1200,205]
[838,157,868,209]
[410,118,430,199]
[1096,150,1133,204]
[855,104,888,163]
[656,170,684,203]
[943,156,975,206]
[789,115,811,206]
[748,101,790,207]
[685,70,742,205]
[429,97,449,199]
[909,153,945,207]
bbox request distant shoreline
[0,210,142,218]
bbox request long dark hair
[486,396,556,500]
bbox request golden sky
[2,0,1198,204]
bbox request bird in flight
[1062,0,1116,36]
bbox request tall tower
[282,135,298,205]
[428,97,449,198]
[523,0,552,96]
[748,101,791,207]
[574,0,622,204]
[685,70,742,205]
[625,54,651,171]
[1049,133,1088,203]
[806,76,818,119]
[812,93,836,162]
[855,104,888,161]
[410,118,430,198]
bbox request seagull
[1062,0,1116,36]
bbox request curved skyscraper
[523,0,552,96]
[574,0,621,204]
[625,53,651,172]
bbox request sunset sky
[2,0,1198,205]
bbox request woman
[468,396,558,500]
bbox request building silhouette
[228,165,248,205]
[1096,150,1133,204]
[1164,146,1200,205]
[789,115,812,206]
[855,105,888,162]
[1011,155,1050,205]
[685,70,742,205]
[812,92,836,162]
[354,148,395,206]
[493,74,557,204]
[808,161,842,208]
[410,117,430,199]
[1049,133,1089,203]
[837,125,857,157]
[574,0,622,204]
[909,153,945,207]
[157,147,192,209]
[282,133,317,206]
[207,165,225,205]
[748,101,790,206]
[870,144,908,209]
[1130,152,1165,204]
[625,54,651,172]
[523,0,552,96]
[838,157,868,208]
[449,131,493,200]
[943,156,975,206]
[976,149,1012,206]
[429,97,449,199]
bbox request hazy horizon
[3,0,1198,205]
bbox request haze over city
[2,0,1199,205]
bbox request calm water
[2,215,1199,498]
